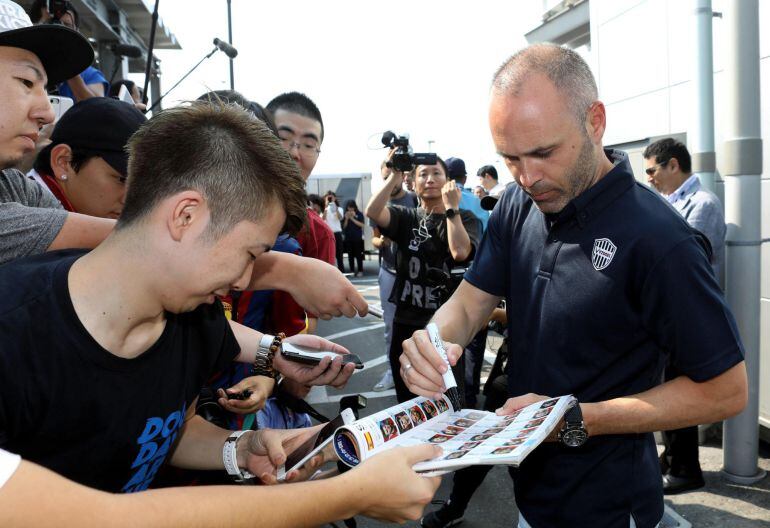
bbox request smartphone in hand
[281,342,364,369]
[277,408,355,481]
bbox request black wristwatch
[558,402,588,447]
[445,208,457,219]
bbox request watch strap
[564,401,583,425]
[252,333,284,378]
[223,430,255,483]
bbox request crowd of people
[0,1,750,527]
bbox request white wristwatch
[223,430,256,483]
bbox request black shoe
[421,501,465,528]
[662,472,705,495]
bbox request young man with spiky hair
[0,102,355,493]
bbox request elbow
[718,362,749,420]
[725,380,749,419]
[451,247,471,262]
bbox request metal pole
[690,0,716,195]
[142,0,160,106]
[227,0,234,90]
[720,0,765,485]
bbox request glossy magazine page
[333,394,576,474]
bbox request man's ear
[167,190,206,243]
[50,144,74,182]
[668,157,681,173]
[585,101,607,144]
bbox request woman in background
[343,199,366,276]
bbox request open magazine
[333,394,576,474]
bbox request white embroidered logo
[591,238,617,271]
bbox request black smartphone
[281,342,364,369]
[226,389,252,401]
[277,408,355,480]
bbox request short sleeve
[464,195,508,297]
[195,301,242,384]
[379,205,412,246]
[312,217,336,266]
[641,236,744,381]
[0,203,67,264]
[82,66,110,95]
[0,448,21,489]
[458,210,481,263]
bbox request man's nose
[232,264,253,291]
[33,90,56,127]
[517,160,541,189]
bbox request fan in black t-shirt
[0,103,358,492]
[366,154,480,402]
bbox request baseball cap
[49,98,147,176]
[445,157,467,181]
[0,0,94,85]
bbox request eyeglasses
[279,137,321,158]
[645,160,667,176]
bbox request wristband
[223,430,256,483]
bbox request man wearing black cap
[0,0,114,264]
[29,97,147,218]
[445,157,487,232]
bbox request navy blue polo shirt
[465,149,744,528]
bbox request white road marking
[307,388,397,404]
[359,354,389,372]
[322,322,385,341]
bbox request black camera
[381,130,437,172]
[48,0,73,23]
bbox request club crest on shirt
[591,238,616,271]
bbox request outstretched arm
[0,444,442,527]
[247,251,367,319]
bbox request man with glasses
[643,138,725,280]
[266,92,336,335]
[643,137,726,495]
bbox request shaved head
[492,43,598,127]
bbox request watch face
[562,427,588,447]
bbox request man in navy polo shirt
[402,43,747,528]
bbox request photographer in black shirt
[367,152,480,402]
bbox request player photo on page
[409,405,427,425]
[378,417,398,442]
[421,400,439,418]
[393,411,413,434]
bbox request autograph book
[333,393,576,473]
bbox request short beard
[562,133,598,206]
